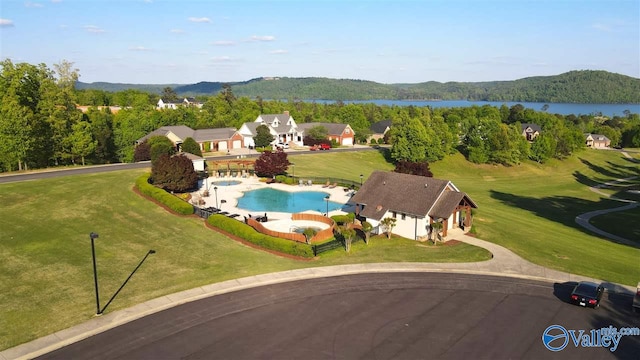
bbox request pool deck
[193,176,355,231]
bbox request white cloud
[592,23,611,32]
[129,46,151,51]
[25,1,45,8]
[212,40,235,46]
[269,49,288,54]
[211,56,235,62]
[84,25,105,33]
[188,17,211,23]
[250,35,275,42]
[0,18,15,27]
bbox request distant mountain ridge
[76,70,640,104]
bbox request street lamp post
[360,174,363,187]
[324,195,330,217]
[214,186,218,208]
[90,232,100,315]
[89,232,156,315]
[291,163,295,179]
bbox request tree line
[2,60,639,172]
[77,70,640,104]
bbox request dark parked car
[570,281,604,308]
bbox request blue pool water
[212,180,241,186]
[237,188,344,213]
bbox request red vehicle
[310,143,331,151]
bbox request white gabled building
[238,111,304,148]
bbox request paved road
[36,273,640,360]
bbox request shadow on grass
[489,190,639,248]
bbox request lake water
[316,99,639,117]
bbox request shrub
[331,213,355,225]
[207,215,314,258]
[151,153,199,192]
[181,137,203,157]
[254,150,290,177]
[135,173,194,215]
[133,141,151,162]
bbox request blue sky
[1,0,638,84]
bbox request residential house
[585,133,611,148]
[136,125,243,152]
[238,111,303,148]
[349,171,477,240]
[157,97,203,110]
[297,122,356,146]
[521,123,541,141]
[180,152,206,172]
[369,119,392,143]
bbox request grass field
[1,148,638,350]
[428,149,640,286]
[0,151,487,350]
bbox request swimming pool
[212,180,241,186]
[237,188,343,213]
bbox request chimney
[283,110,289,117]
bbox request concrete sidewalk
[1,230,636,360]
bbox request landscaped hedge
[135,173,194,215]
[331,213,355,225]
[207,214,314,258]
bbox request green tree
[361,221,373,245]
[254,124,274,148]
[530,133,555,163]
[390,117,428,163]
[181,137,202,157]
[306,125,329,140]
[161,87,179,102]
[0,60,54,170]
[148,136,176,165]
[69,120,96,165]
[380,217,397,239]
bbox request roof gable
[297,122,352,136]
[370,120,392,134]
[351,171,476,220]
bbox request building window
[401,213,406,220]
[392,211,397,219]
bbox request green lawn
[1,148,639,350]
[0,151,485,350]
[428,149,640,287]
[589,206,640,244]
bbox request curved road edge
[1,259,635,360]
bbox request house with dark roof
[585,133,611,148]
[369,119,392,143]
[349,171,477,240]
[521,123,541,141]
[238,111,303,148]
[136,126,243,152]
[297,122,355,146]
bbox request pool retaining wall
[246,213,335,244]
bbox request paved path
[2,227,636,360]
[575,175,639,246]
